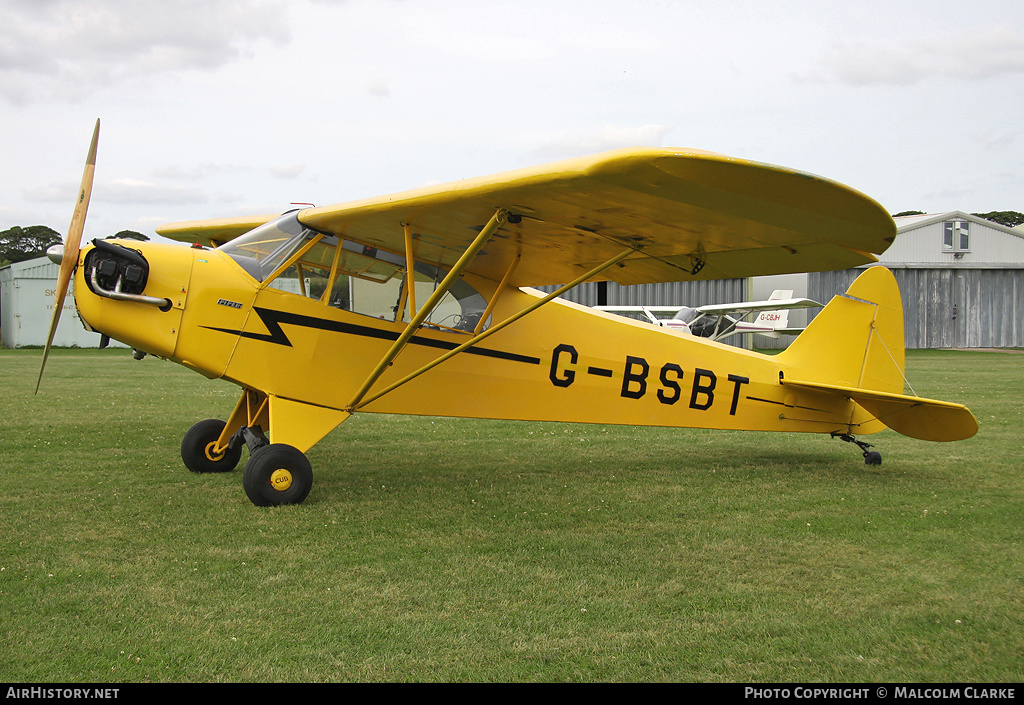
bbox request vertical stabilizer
[778,267,905,394]
[776,267,976,441]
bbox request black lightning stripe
[204,307,540,365]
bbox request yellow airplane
[37,120,978,506]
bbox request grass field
[1,347,1021,683]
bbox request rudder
[778,266,905,395]
[777,267,977,441]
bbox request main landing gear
[180,419,313,506]
[831,432,882,465]
[181,419,242,474]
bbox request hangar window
[942,221,970,252]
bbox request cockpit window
[673,307,698,324]
[404,261,489,333]
[223,212,489,333]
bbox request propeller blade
[35,119,100,394]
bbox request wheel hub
[204,441,225,462]
[269,468,293,491]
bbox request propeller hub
[46,244,65,265]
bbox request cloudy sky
[2,0,1023,242]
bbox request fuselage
[73,222,878,451]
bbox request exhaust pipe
[89,267,172,309]
[85,239,172,310]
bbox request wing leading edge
[158,148,896,287]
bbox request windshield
[218,212,321,282]
[672,307,698,324]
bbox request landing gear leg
[831,432,882,465]
[229,425,269,455]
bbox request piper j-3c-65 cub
[38,120,978,506]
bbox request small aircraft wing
[594,305,707,327]
[158,148,895,287]
[593,305,685,316]
[158,213,282,248]
[693,297,822,316]
[593,306,685,314]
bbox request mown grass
[1,348,1021,682]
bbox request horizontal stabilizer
[784,378,978,442]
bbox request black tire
[864,451,882,466]
[243,444,313,506]
[181,419,242,474]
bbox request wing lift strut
[345,207,635,413]
[199,206,648,505]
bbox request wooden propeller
[35,119,100,394]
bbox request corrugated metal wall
[539,278,747,307]
[537,281,601,306]
[1,259,117,348]
[808,266,1024,349]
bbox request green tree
[109,230,149,241]
[891,210,926,217]
[0,225,62,266]
[973,211,1024,228]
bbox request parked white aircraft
[595,290,822,341]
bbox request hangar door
[809,267,1024,349]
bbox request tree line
[892,210,1024,228]
[0,225,148,267]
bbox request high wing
[591,305,671,326]
[594,305,685,314]
[594,296,821,318]
[693,297,822,316]
[159,213,283,248]
[157,147,896,287]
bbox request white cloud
[816,26,1024,86]
[0,0,291,104]
[151,163,232,181]
[101,178,208,205]
[268,164,307,179]
[366,79,391,98]
[3,0,1024,233]
[530,125,675,162]
[975,130,1021,151]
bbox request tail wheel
[243,444,313,506]
[182,419,242,473]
